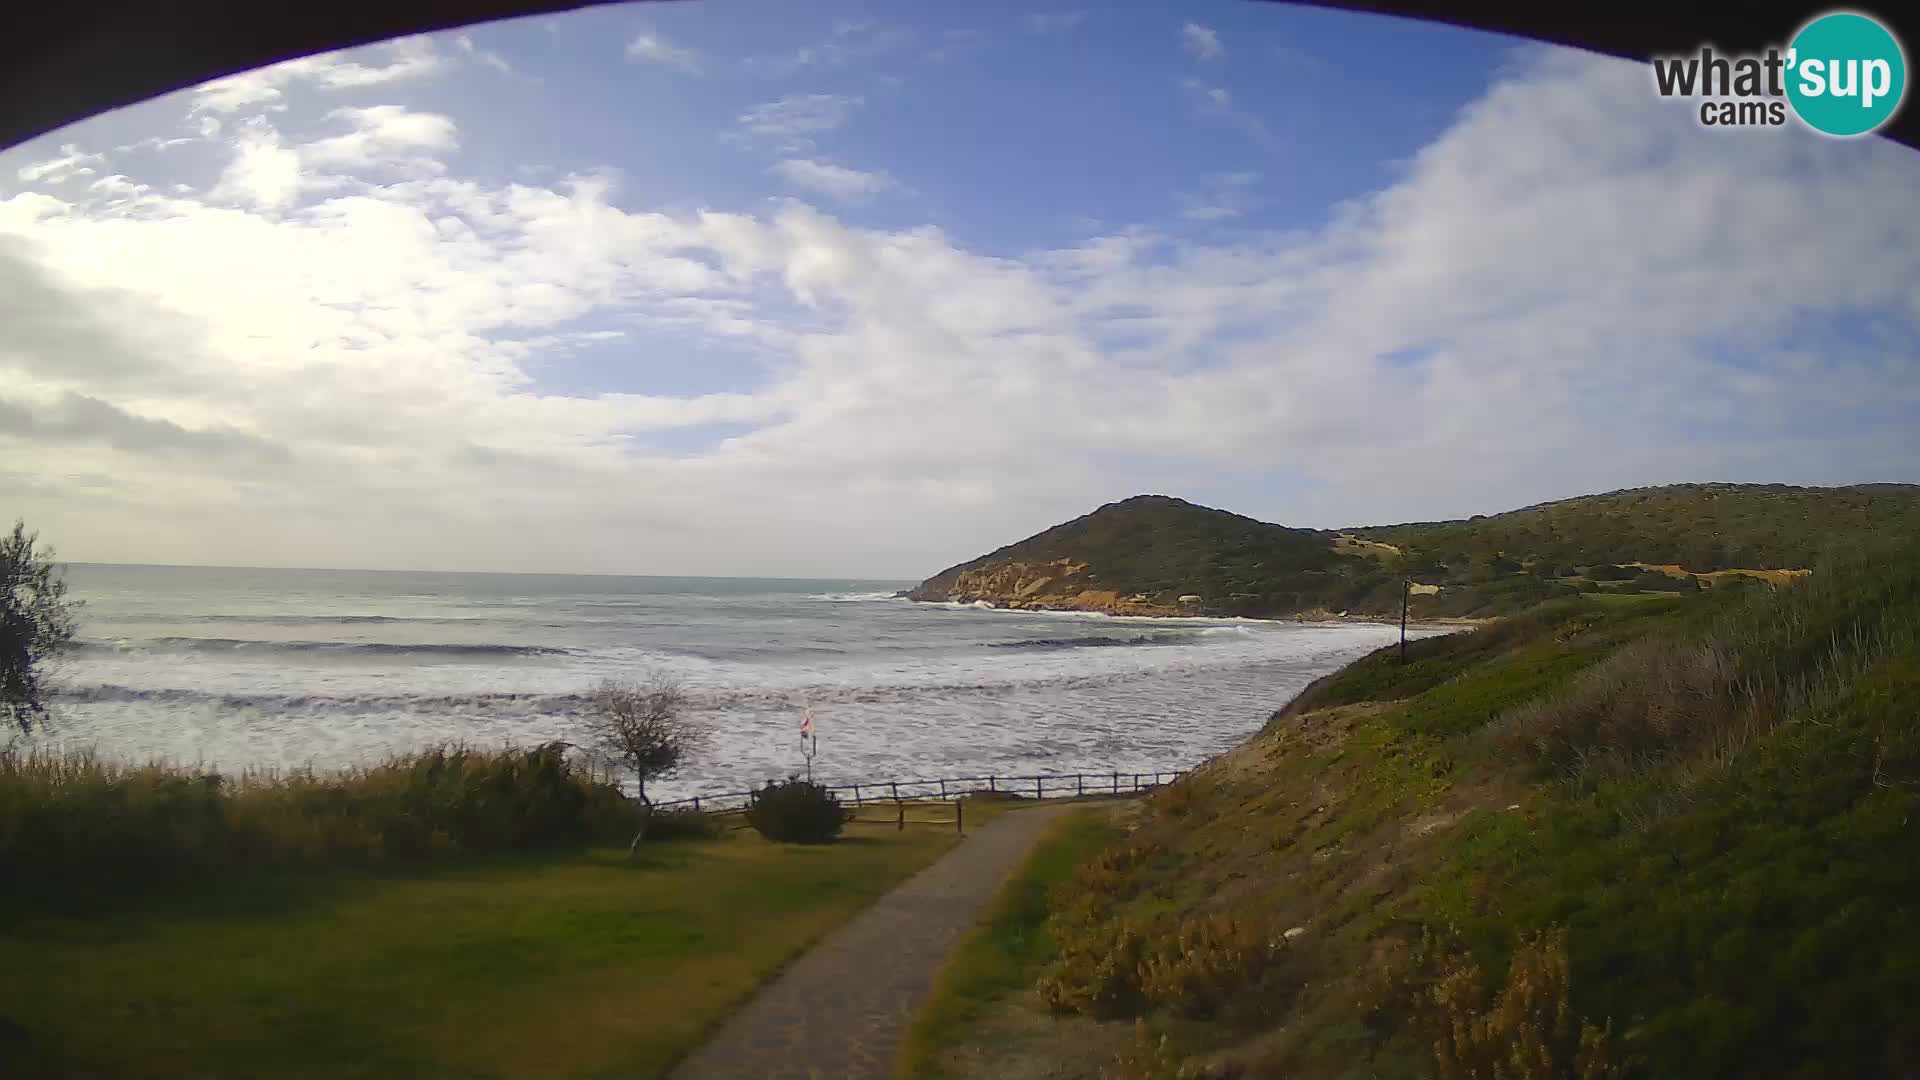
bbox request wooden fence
[652,770,1187,826]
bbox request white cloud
[456,34,515,75]
[1,47,1917,577]
[210,121,304,209]
[731,94,865,152]
[303,106,459,171]
[1182,22,1224,61]
[202,107,458,210]
[625,29,702,73]
[190,35,450,114]
[772,159,898,200]
[303,35,446,88]
[88,175,150,199]
[1025,12,1087,33]
[16,145,104,184]
[115,134,196,153]
[191,73,288,115]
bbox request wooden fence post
[1113,771,1120,793]
[692,796,701,813]
[956,798,964,836]
[1035,776,1043,800]
[897,799,905,831]
[988,775,996,792]
[853,784,861,804]
[1077,773,1084,797]
[891,781,900,801]
[938,779,947,798]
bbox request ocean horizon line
[59,561,918,585]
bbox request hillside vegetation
[906,484,1920,620]
[925,545,1920,1079]
[1358,482,1920,574]
[906,495,1347,616]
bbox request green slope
[953,543,1920,1079]
[1360,481,1920,573]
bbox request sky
[1,0,1917,579]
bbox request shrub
[1037,909,1148,1017]
[1,520,81,736]
[1062,837,1156,908]
[1631,571,1696,593]
[1426,931,1621,1080]
[744,778,845,844]
[1496,551,1920,785]
[1039,905,1283,1021]
[1137,910,1281,1019]
[0,743,631,900]
[1494,638,1740,774]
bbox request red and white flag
[799,708,816,738]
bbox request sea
[31,564,1441,800]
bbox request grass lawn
[0,818,970,1080]
[895,806,1124,1080]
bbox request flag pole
[1400,579,1410,664]
[800,707,817,783]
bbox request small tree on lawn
[3,520,81,738]
[584,673,704,859]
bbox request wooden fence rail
[652,769,1187,818]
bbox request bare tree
[583,672,704,859]
[2,521,81,737]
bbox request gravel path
[666,804,1073,1080]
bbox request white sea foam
[34,565,1456,799]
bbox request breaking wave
[78,637,571,659]
[984,634,1190,650]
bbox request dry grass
[1135,909,1283,1019]
[1493,637,1741,773]
[1624,561,1813,589]
[0,744,633,899]
[1334,534,1404,559]
[1427,932,1621,1080]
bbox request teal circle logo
[1786,11,1907,136]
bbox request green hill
[1359,482,1920,574]
[921,542,1920,1080]
[905,484,1920,620]
[904,495,1354,617]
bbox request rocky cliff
[906,557,1201,616]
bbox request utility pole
[1400,579,1410,664]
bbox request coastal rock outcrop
[906,558,1183,616]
